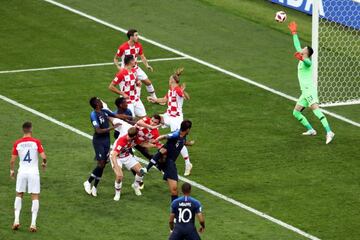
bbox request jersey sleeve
[194,200,202,214]
[303,58,312,67]
[113,141,123,153]
[175,87,184,97]
[293,34,302,52]
[116,45,124,57]
[12,142,18,156]
[170,201,177,213]
[112,72,123,85]
[101,109,116,118]
[167,130,180,140]
[36,139,44,153]
[90,112,100,128]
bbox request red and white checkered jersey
[112,68,139,104]
[113,134,142,158]
[12,137,44,174]
[116,42,143,68]
[166,86,184,117]
[136,117,161,147]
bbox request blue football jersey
[171,196,202,227]
[90,109,115,139]
[164,130,186,161]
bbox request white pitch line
[0,56,188,74]
[43,0,360,128]
[0,93,320,240]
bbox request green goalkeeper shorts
[297,91,319,108]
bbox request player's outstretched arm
[197,213,205,233]
[156,134,168,142]
[9,155,17,179]
[136,119,160,130]
[185,140,195,146]
[147,96,167,104]
[288,21,302,52]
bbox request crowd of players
[9,29,205,239]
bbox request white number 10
[178,208,192,223]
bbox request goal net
[312,0,360,107]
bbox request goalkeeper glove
[294,52,304,61]
[288,21,297,35]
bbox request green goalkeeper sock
[293,110,313,130]
[313,109,331,133]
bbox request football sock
[14,197,22,224]
[114,181,122,192]
[134,175,144,188]
[131,169,137,176]
[146,84,157,98]
[31,200,39,226]
[293,110,313,130]
[146,159,157,172]
[180,147,191,165]
[171,195,178,202]
[313,109,331,133]
[93,166,104,187]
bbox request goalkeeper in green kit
[288,21,335,144]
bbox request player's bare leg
[167,179,178,202]
[12,192,23,230]
[131,163,145,196]
[29,193,39,232]
[293,104,317,136]
[310,104,335,144]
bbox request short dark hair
[127,29,138,39]
[115,97,126,108]
[180,120,192,131]
[89,97,99,109]
[181,182,192,194]
[22,121,32,133]
[307,46,314,57]
[153,114,161,122]
[124,55,135,65]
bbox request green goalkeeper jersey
[293,34,316,93]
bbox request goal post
[312,0,360,107]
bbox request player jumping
[114,29,157,99]
[144,120,194,202]
[288,21,335,144]
[10,122,47,232]
[169,183,205,240]
[147,68,193,176]
[109,55,147,118]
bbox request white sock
[136,86,142,97]
[181,146,191,165]
[145,84,157,98]
[14,197,22,224]
[31,200,39,226]
[114,181,122,192]
[134,174,143,187]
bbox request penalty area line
[0,94,320,240]
[0,56,188,74]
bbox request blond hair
[171,67,184,83]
